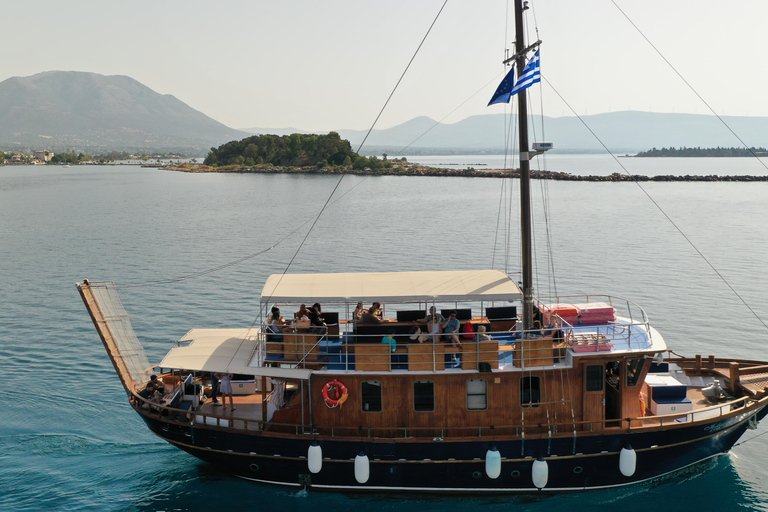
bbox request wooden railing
[262,326,647,371]
[130,387,763,441]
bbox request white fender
[619,446,637,477]
[532,457,548,489]
[354,453,370,483]
[308,443,322,474]
[485,447,501,479]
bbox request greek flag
[487,50,541,106]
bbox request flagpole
[514,0,534,333]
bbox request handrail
[131,386,761,440]
[262,318,654,372]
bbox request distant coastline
[635,146,768,158]
[164,164,768,182]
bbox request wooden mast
[513,0,534,332]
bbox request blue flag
[488,50,541,106]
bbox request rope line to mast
[262,0,450,306]
[610,0,768,173]
[119,3,450,292]
[355,0,449,155]
[541,74,768,332]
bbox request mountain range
[2,71,767,156]
[244,112,768,156]
[0,71,248,153]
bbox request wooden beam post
[729,362,740,393]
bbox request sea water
[406,153,768,177]
[1,163,767,511]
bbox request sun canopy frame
[159,328,311,379]
[260,270,522,304]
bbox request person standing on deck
[216,372,235,410]
[210,372,221,406]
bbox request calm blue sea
[2,161,768,511]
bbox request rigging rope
[261,0,450,309]
[733,428,768,447]
[392,73,504,158]
[355,0,449,155]
[541,75,768,332]
[610,0,768,174]
[120,2,450,294]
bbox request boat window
[520,376,541,408]
[585,365,604,392]
[414,380,435,412]
[626,358,644,387]
[466,379,488,410]
[361,381,382,412]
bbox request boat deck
[191,392,266,431]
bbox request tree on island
[636,146,768,157]
[204,132,358,167]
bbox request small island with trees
[164,133,768,182]
[203,131,404,171]
[635,146,768,157]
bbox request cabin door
[604,360,622,425]
[581,363,605,429]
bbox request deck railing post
[729,362,740,393]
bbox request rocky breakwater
[164,163,768,181]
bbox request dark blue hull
[140,404,767,492]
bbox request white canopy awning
[260,269,522,304]
[159,328,311,379]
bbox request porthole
[511,470,521,478]
[472,471,482,479]
[573,466,583,474]
[249,464,260,472]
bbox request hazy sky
[4,0,767,131]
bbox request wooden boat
[77,0,768,493]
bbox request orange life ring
[322,380,349,408]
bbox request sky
[4,0,768,132]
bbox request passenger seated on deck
[267,306,286,341]
[360,306,382,324]
[353,302,364,324]
[409,325,425,343]
[442,311,462,366]
[382,330,397,352]
[532,306,544,332]
[140,374,164,398]
[475,325,492,342]
[545,315,565,344]
[308,303,327,335]
[296,304,310,321]
[420,306,445,340]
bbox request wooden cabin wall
[267,356,654,434]
[621,358,652,421]
[306,369,585,436]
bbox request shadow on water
[124,454,768,512]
